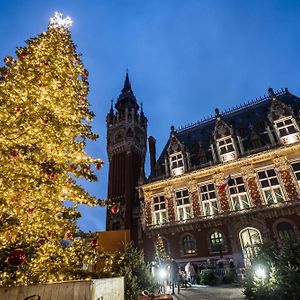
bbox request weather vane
[49,12,72,29]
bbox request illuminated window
[199,183,220,216]
[170,153,183,169]
[277,222,296,242]
[239,227,262,259]
[175,189,192,221]
[182,234,196,255]
[210,231,224,252]
[170,152,185,176]
[258,169,285,205]
[275,118,297,137]
[291,162,300,183]
[228,176,250,211]
[153,195,167,225]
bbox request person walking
[185,261,196,285]
[169,259,180,295]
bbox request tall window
[229,176,250,211]
[153,195,167,225]
[239,227,262,259]
[277,222,297,242]
[275,118,297,137]
[257,169,285,205]
[199,183,220,216]
[170,152,184,176]
[291,162,300,183]
[182,234,196,255]
[217,137,237,162]
[210,231,224,252]
[175,189,192,221]
[218,138,235,155]
[170,153,183,169]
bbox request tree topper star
[49,12,72,29]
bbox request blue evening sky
[1,0,300,232]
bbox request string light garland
[0,12,107,286]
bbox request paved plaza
[166,284,245,300]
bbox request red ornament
[26,207,34,215]
[129,263,135,270]
[82,69,89,78]
[83,166,89,173]
[7,248,26,266]
[3,71,10,78]
[15,107,22,114]
[9,150,20,159]
[89,238,98,248]
[64,231,73,240]
[47,171,57,180]
[111,205,120,215]
[43,119,49,125]
[95,163,102,170]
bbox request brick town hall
[105,72,300,269]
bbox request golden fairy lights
[0,13,105,286]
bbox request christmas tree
[155,234,170,262]
[0,12,105,286]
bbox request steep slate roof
[149,88,300,181]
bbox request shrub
[243,241,300,300]
[223,269,235,284]
[198,269,218,285]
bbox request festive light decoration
[49,12,72,29]
[0,13,105,286]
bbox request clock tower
[106,72,147,244]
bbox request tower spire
[122,70,132,93]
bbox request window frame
[153,194,167,225]
[181,234,197,256]
[210,231,225,252]
[291,161,300,185]
[228,175,251,211]
[257,168,286,205]
[169,152,185,176]
[276,221,297,242]
[174,189,192,221]
[275,117,298,138]
[198,182,220,216]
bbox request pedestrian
[185,262,196,285]
[169,259,180,295]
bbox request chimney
[148,136,156,173]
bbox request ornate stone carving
[241,165,263,207]
[187,180,201,218]
[273,156,289,171]
[213,173,230,213]
[164,186,175,223]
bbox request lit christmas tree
[155,234,170,262]
[0,12,105,286]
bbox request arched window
[277,222,296,242]
[210,231,224,252]
[182,234,196,255]
[239,227,262,259]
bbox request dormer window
[217,137,237,162]
[170,152,185,176]
[274,117,300,145]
